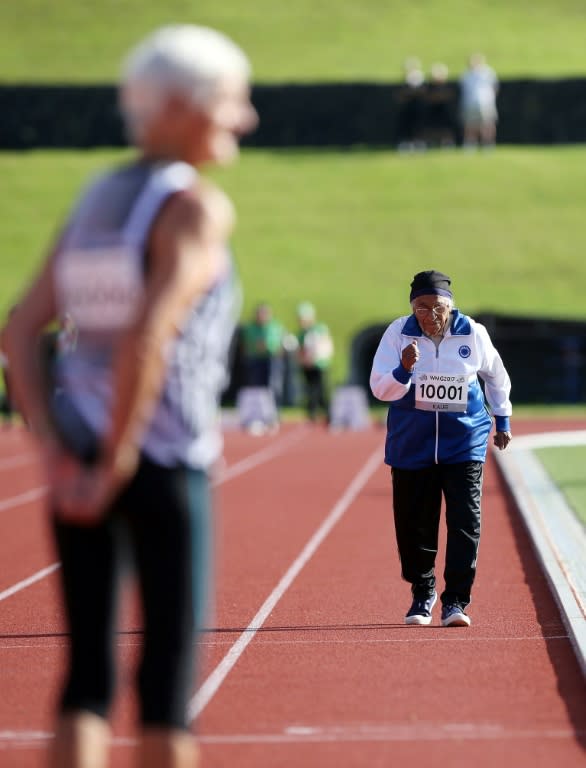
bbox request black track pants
[391,461,483,606]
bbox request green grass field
[2,146,586,385]
[535,445,586,526]
[2,1,586,83]
[3,2,586,392]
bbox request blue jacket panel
[370,311,511,469]
[384,379,492,468]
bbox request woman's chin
[210,136,239,165]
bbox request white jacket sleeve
[370,320,413,402]
[476,323,512,416]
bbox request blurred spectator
[459,53,499,148]
[395,57,427,152]
[0,307,77,428]
[37,313,79,404]
[281,330,301,406]
[561,337,583,403]
[0,308,16,427]
[296,302,334,423]
[423,63,457,148]
[241,303,286,402]
[0,348,14,427]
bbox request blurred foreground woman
[2,24,257,768]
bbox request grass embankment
[2,146,586,385]
[536,445,586,526]
[1,1,586,83]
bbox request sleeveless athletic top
[53,160,239,469]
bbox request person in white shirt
[459,53,499,148]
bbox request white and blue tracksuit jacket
[370,310,512,469]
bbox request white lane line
[0,563,61,604]
[0,453,37,471]
[0,429,304,509]
[213,426,306,486]
[188,449,381,722]
[0,633,570,651]
[0,488,55,605]
[195,633,570,646]
[0,722,577,749]
[0,429,307,605]
[0,429,304,511]
[0,730,55,750]
[198,723,577,744]
[0,487,47,513]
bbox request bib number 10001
[415,372,468,412]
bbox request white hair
[119,25,251,142]
[410,295,454,311]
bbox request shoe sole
[441,613,471,627]
[405,614,433,626]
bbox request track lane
[1,424,373,765]
[197,432,585,767]
[1,422,585,767]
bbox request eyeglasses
[414,303,450,318]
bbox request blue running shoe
[441,603,471,627]
[405,591,437,625]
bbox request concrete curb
[493,433,586,677]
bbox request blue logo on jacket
[459,345,471,358]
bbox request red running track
[0,420,584,767]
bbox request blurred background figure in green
[241,302,286,404]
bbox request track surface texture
[0,418,584,767]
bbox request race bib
[57,247,142,331]
[415,371,468,412]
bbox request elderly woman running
[2,25,257,768]
[370,270,512,629]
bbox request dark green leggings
[53,458,212,730]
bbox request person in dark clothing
[0,353,14,427]
[0,308,18,427]
[423,63,457,148]
[296,302,334,423]
[395,57,427,151]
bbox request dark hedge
[2,79,586,149]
